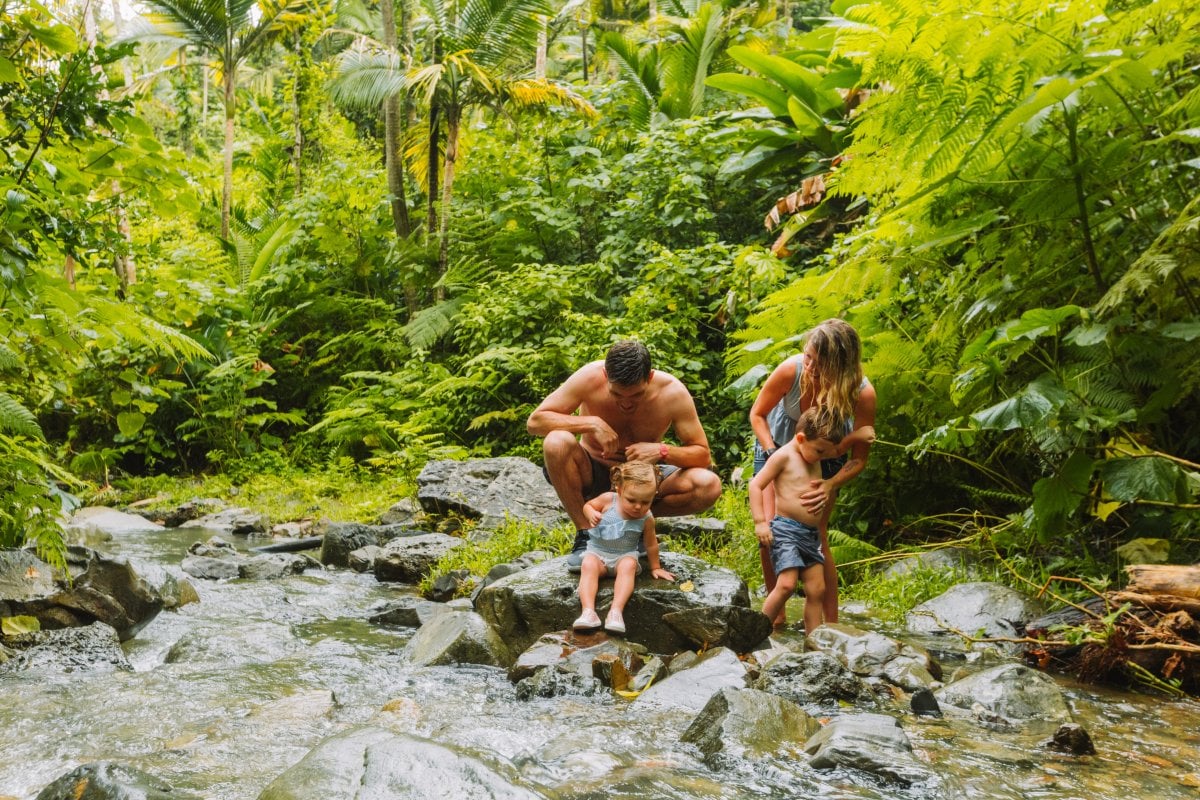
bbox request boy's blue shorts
[768,515,824,574]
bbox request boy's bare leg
[651,467,722,518]
[756,484,787,627]
[800,563,826,635]
[760,566,798,626]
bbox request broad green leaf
[1031,451,1093,542]
[0,56,20,83]
[117,411,146,437]
[1099,457,1182,502]
[1001,305,1081,342]
[2,615,40,635]
[705,73,790,117]
[1115,538,1171,565]
[1160,322,1200,341]
[971,375,1067,431]
[1065,322,1111,346]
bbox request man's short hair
[605,340,652,386]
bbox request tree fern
[0,392,42,439]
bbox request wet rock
[635,647,749,713]
[629,655,668,691]
[416,457,567,532]
[257,726,544,800]
[515,664,604,699]
[178,507,270,536]
[402,610,513,668]
[187,537,237,557]
[655,516,727,537]
[347,545,385,573]
[180,555,240,580]
[158,498,226,528]
[318,522,431,568]
[1044,722,1096,755]
[881,547,976,579]
[935,663,1071,727]
[475,552,749,655]
[1,622,131,674]
[906,582,1044,649]
[428,569,474,602]
[378,497,422,526]
[910,688,942,718]
[35,761,191,800]
[0,547,164,641]
[165,621,298,665]
[804,713,931,786]
[134,562,197,610]
[269,520,313,538]
[681,687,820,763]
[374,533,466,584]
[807,623,941,690]
[662,604,773,653]
[369,596,451,628]
[752,650,873,712]
[508,631,646,685]
[64,507,163,537]
[238,553,317,580]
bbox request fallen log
[251,535,324,553]
[1109,591,1200,616]
[1125,564,1200,599]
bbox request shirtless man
[527,341,723,570]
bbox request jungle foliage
[1,0,1197,582]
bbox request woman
[749,318,876,627]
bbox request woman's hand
[800,479,835,515]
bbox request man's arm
[624,382,712,468]
[526,365,619,455]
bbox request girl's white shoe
[604,610,626,634]
[573,609,602,630]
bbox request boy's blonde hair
[801,319,864,423]
[797,406,846,445]
[610,461,660,491]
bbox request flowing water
[1,526,1198,799]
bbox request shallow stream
[1,526,1198,799]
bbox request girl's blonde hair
[610,461,660,492]
[801,318,864,423]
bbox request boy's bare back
[759,444,823,527]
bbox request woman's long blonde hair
[800,318,864,423]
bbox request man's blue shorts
[768,515,824,574]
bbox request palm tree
[142,0,309,238]
[333,0,594,278]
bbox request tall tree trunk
[436,105,459,299]
[580,22,588,83]
[535,15,547,79]
[648,0,657,22]
[291,33,304,196]
[426,104,440,245]
[202,65,209,134]
[381,0,411,237]
[222,67,235,239]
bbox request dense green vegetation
[2,0,1196,588]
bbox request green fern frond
[828,526,881,565]
[0,392,43,439]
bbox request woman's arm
[749,358,799,452]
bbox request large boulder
[177,507,270,536]
[319,522,427,568]
[807,623,941,691]
[417,458,567,532]
[804,713,931,786]
[0,547,163,641]
[1,622,131,674]
[752,650,873,712]
[402,610,514,668]
[35,761,192,800]
[634,647,749,713]
[257,726,545,800]
[880,547,976,579]
[680,687,820,763]
[475,552,748,654]
[374,533,466,584]
[906,582,1044,645]
[662,605,772,653]
[935,663,1072,727]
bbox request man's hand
[624,442,663,463]
[591,419,621,459]
[755,520,772,546]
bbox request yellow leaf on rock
[678,580,694,592]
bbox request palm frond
[330,48,407,109]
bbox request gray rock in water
[514,663,604,700]
[475,552,748,655]
[347,545,385,573]
[807,623,941,690]
[662,605,772,653]
[804,713,931,786]
[681,687,820,763]
[508,631,646,685]
[320,522,381,567]
[1045,722,1096,755]
[369,596,451,628]
[178,507,270,536]
[1,622,131,674]
[0,547,164,641]
[429,569,474,602]
[416,457,567,532]
[159,498,226,528]
[881,547,976,579]
[635,647,749,713]
[402,610,513,668]
[906,582,1044,647]
[181,555,240,581]
[752,650,873,711]
[378,497,422,526]
[65,507,164,537]
[936,663,1071,728]
[238,553,316,580]
[910,688,942,718]
[374,533,466,584]
[257,726,545,800]
[35,761,193,800]
[187,536,237,557]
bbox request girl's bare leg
[577,554,605,612]
[609,557,637,614]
